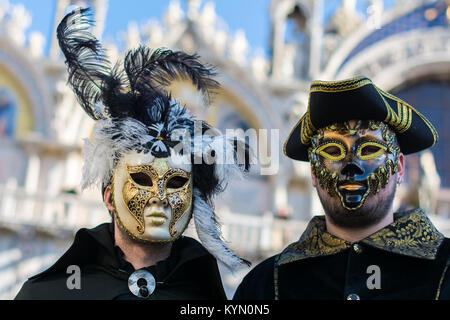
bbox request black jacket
[15,223,227,300]
[233,208,450,300]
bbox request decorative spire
[125,21,141,50]
[5,3,31,46]
[187,0,201,20]
[165,0,184,27]
[28,31,46,58]
[229,30,249,66]
[330,0,362,36]
[198,1,217,41]
[141,20,164,48]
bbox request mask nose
[341,162,364,179]
[149,197,169,207]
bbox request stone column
[22,153,40,221]
[50,0,71,60]
[309,0,323,78]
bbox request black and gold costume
[16,223,227,300]
[233,208,450,300]
[234,76,448,300]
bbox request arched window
[392,77,450,187]
[0,87,18,138]
[285,5,307,45]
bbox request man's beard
[316,177,397,229]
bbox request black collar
[277,208,445,266]
[29,223,211,281]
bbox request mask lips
[336,179,370,210]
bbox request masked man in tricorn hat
[15,8,250,300]
[234,76,450,300]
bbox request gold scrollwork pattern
[363,208,444,260]
[276,208,444,267]
[120,162,192,238]
[167,181,192,237]
[277,216,350,266]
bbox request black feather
[57,7,230,199]
[57,8,114,120]
[124,46,220,105]
[100,62,130,119]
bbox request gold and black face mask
[308,121,400,210]
[112,154,193,242]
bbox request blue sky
[8,0,395,57]
[8,0,273,56]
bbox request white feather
[210,135,244,185]
[192,188,247,272]
[81,118,156,190]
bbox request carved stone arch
[0,35,52,137]
[321,1,437,79]
[216,73,279,131]
[383,61,450,93]
[370,57,450,93]
[386,63,450,192]
[333,28,450,85]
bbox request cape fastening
[57,8,251,270]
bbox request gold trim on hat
[299,77,373,149]
[380,88,438,145]
[309,77,373,93]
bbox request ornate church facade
[0,0,449,298]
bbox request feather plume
[57,8,113,120]
[124,46,220,105]
[192,188,250,271]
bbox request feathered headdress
[57,8,250,270]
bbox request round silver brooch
[128,269,156,299]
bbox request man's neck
[325,213,394,243]
[114,221,172,270]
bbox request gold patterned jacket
[234,208,450,300]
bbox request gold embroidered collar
[277,208,444,266]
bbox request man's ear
[103,185,114,212]
[396,153,405,181]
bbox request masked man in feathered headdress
[16,8,250,300]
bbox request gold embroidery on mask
[152,157,170,177]
[123,165,159,234]
[356,141,388,160]
[308,121,401,211]
[314,141,347,162]
[166,172,192,237]
[113,159,193,241]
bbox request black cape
[15,223,227,300]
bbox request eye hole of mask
[167,176,189,189]
[130,172,153,187]
[357,142,387,160]
[315,142,346,161]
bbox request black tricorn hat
[284,76,438,161]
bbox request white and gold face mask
[111,151,193,242]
